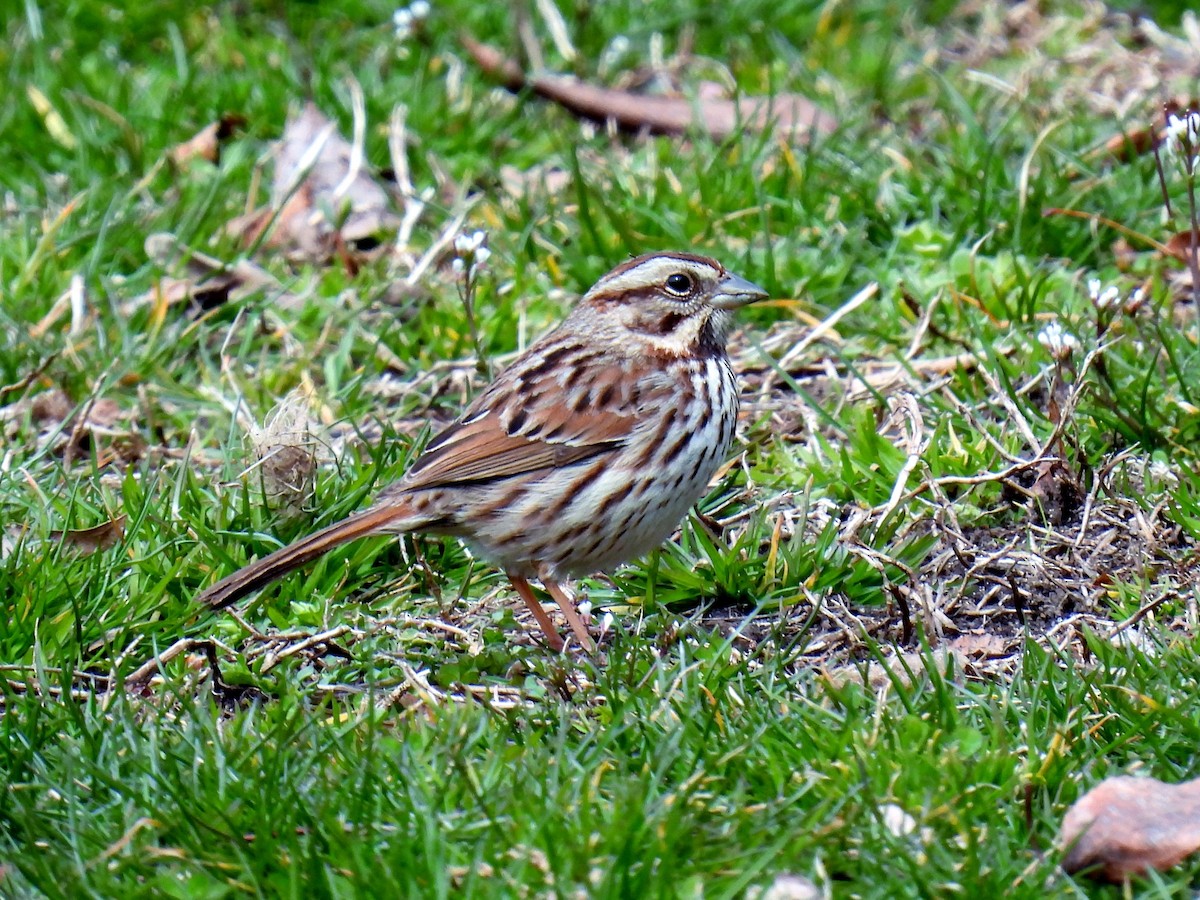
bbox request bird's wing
[399,348,642,490]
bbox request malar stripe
[638,311,686,336]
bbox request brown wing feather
[403,419,623,488]
[397,343,640,491]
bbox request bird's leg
[541,577,595,652]
[509,575,566,652]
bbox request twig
[259,625,353,673]
[1108,590,1177,639]
[126,637,211,684]
[0,353,58,401]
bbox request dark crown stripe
[602,251,723,282]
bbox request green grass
[3,0,1200,895]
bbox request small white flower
[1163,111,1200,158]
[1088,279,1149,316]
[393,9,414,40]
[1124,286,1147,314]
[393,2,429,40]
[1037,321,1080,361]
[1172,112,1200,143]
[599,612,615,637]
[577,600,593,618]
[453,231,490,278]
[454,230,486,255]
[1087,277,1121,310]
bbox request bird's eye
[665,273,693,296]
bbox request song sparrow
[197,251,767,651]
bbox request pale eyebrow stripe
[590,257,716,297]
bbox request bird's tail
[196,504,415,610]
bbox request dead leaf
[1164,230,1200,264]
[1079,101,1199,171]
[250,392,320,518]
[1099,125,1160,164]
[124,233,304,315]
[139,275,240,313]
[1,388,141,466]
[462,35,835,143]
[227,103,400,264]
[947,632,1011,659]
[83,397,125,430]
[498,163,572,200]
[1162,266,1200,323]
[1028,457,1083,526]
[50,515,127,554]
[822,646,964,691]
[1061,775,1200,881]
[1111,237,1139,271]
[168,114,246,167]
[29,389,73,425]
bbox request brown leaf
[29,389,73,425]
[85,398,124,429]
[1164,230,1200,264]
[498,163,572,201]
[462,35,835,143]
[1091,100,1200,167]
[1061,775,1200,881]
[1,388,142,466]
[250,392,320,518]
[124,233,303,315]
[50,515,127,554]
[1028,457,1083,526]
[1111,237,1138,271]
[1100,126,1159,164]
[947,632,1010,659]
[822,647,964,692]
[168,114,246,167]
[228,103,400,263]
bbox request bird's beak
[711,272,770,310]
